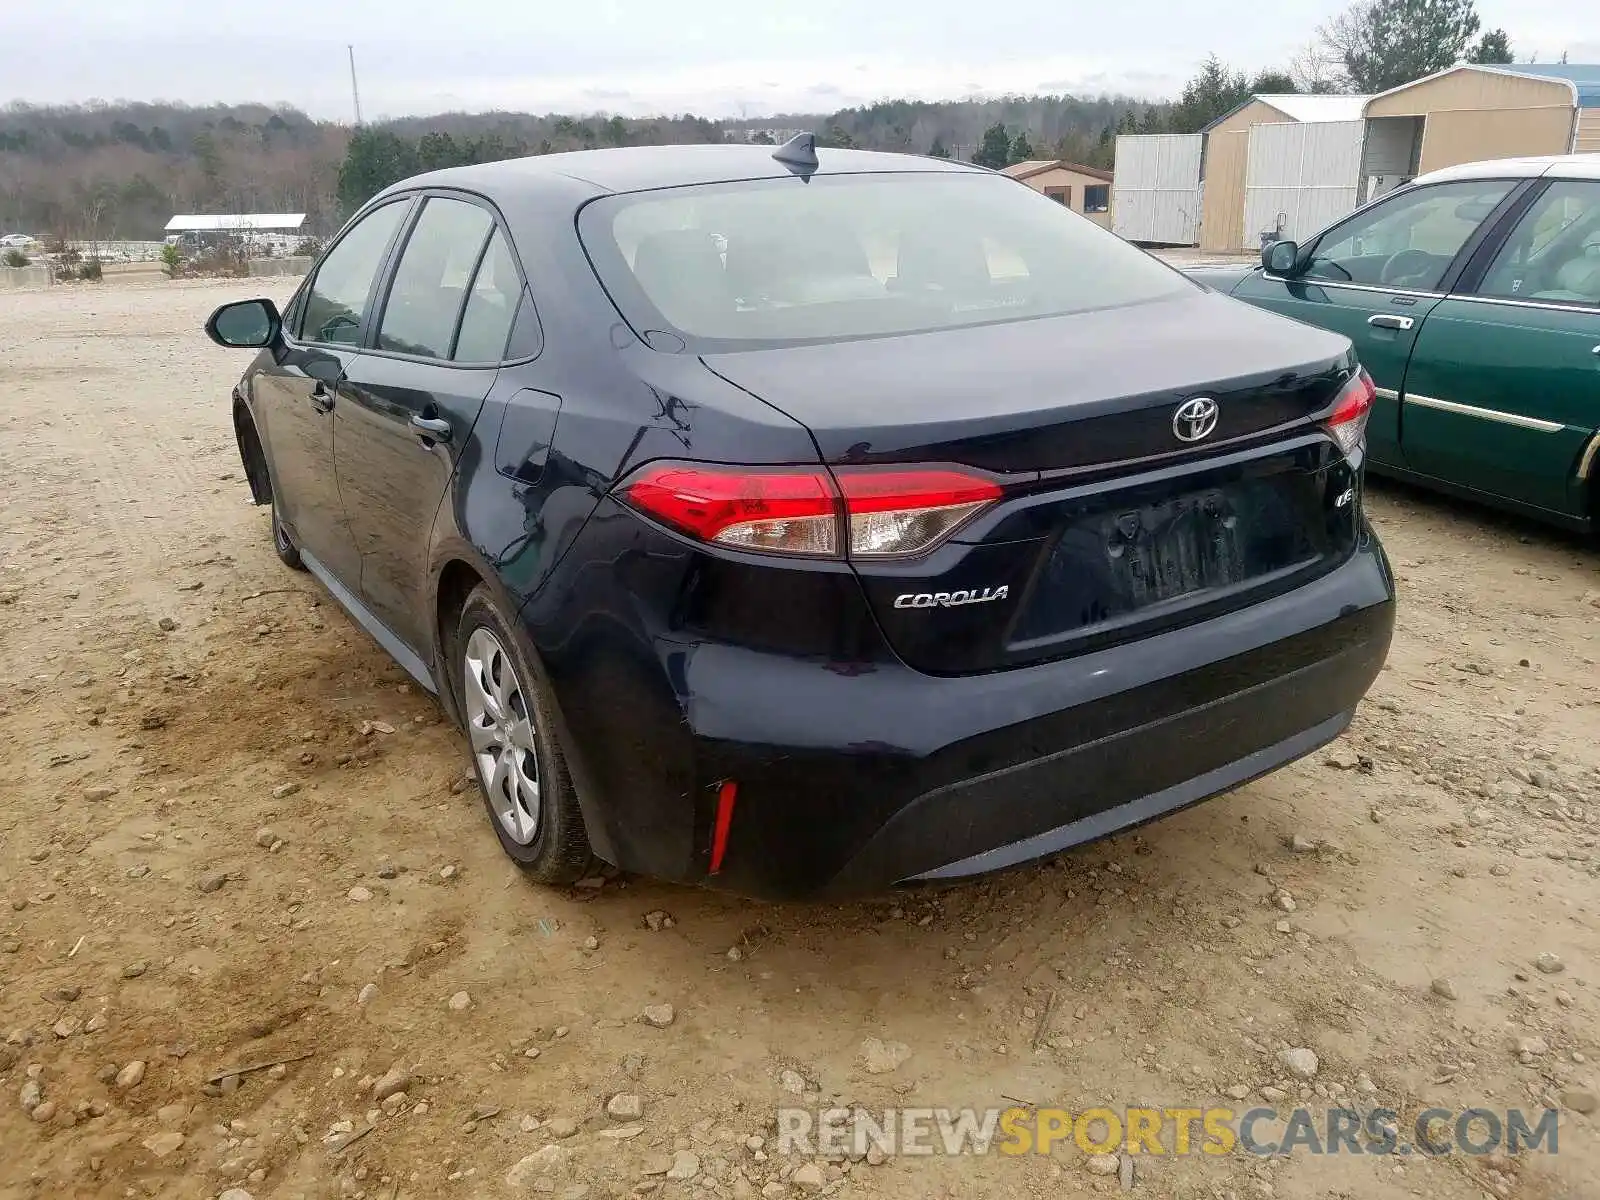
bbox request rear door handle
[1368,314,1415,331]
[309,381,334,413]
[410,414,452,444]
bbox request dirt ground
[2,278,1598,1200]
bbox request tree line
[0,0,1546,240]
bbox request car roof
[1413,153,1600,185]
[382,143,981,202]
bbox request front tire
[454,585,591,883]
[271,501,305,571]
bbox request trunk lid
[700,290,1353,475]
[702,290,1364,675]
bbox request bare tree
[1318,0,1483,93]
[1289,42,1346,93]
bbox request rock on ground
[372,1065,410,1100]
[858,1036,912,1074]
[1086,1152,1120,1175]
[1279,1048,1319,1079]
[606,1092,643,1120]
[506,1143,572,1187]
[641,1003,675,1027]
[665,1150,701,1180]
[791,1161,825,1190]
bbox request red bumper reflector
[709,780,738,875]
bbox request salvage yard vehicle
[205,137,1395,900]
[1187,154,1600,533]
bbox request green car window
[1303,180,1514,291]
[1477,181,1600,306]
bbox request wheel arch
[1581,429,1600,531]
[232,391,271,507]
[428,544,618,864]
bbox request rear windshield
[578,171,1191,351]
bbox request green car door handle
[1368,314,1415,331]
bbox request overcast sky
[2,0,1594,120]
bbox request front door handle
[410,414,452,444]
[1368,314,1415,331]
[309,381,334,413]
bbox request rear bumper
[534,526,1394,901]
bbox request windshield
[578,171,1191,351]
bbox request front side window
[1476,181,1600,306]
[1302,179,1514,291]
[377,197,494,359]
[1084,184,1110,214]
[1045,186,1071,206]
[578,171,1191,352]
[301,201,408,345]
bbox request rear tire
[454,585,592,883]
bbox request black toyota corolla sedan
[205,138,1395,900]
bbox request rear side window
[578,172,1190,351]
[377,197,494,359]
[301,201,408,345]
[454,229,523,362]
[1477,181,1600,305]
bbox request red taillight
[622,465,839,555]
[619,462,1002,559]
[1326,368,1376,458]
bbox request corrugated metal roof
[1202,94,1371,134]
[1482,64,1600,108]
[164,213,306,232]
[1253,94,1371,123]
[1365,64,1600,112]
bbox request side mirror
[205,298,280,348]
[1263,240,1301,276]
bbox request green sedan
[1187,154,1600,533]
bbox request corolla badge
[893,586,1009,609]
[1173,397,1221,443]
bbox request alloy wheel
[462,627,542,845]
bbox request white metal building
[164,214,307,234]
[1110,134,1204,245]
[1117,66,1600,252]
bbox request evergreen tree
[973,122,1013,170]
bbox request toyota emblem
[1173,397,1220,443]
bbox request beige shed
[1001,160,1115,228]
[1198,94,1369,253]
[1364,64,1597,175]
